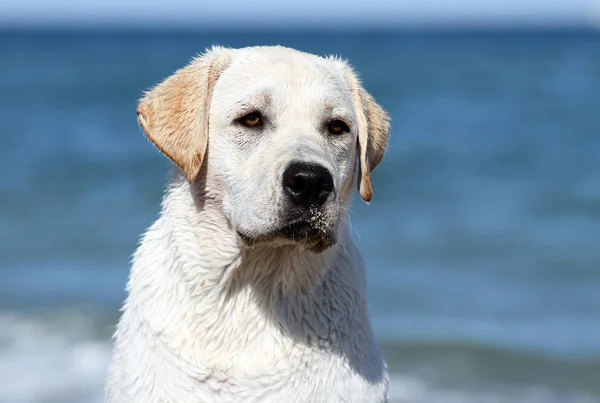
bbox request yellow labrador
[106,45,390,403]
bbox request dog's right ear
[137,48,232,183]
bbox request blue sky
[1,0,598,28]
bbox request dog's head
[137,46,389,253]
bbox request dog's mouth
[237,220,336,253]
[280,220,336,252]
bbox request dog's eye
[327,120,350,135]
[238,112,263,128]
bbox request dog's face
[137,46,390,253]
[209,49,360,252]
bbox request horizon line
[1,20,599,32]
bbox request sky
[0,0,599,28]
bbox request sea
[0,29,599,403]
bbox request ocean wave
[0,313,109,403]
[0,312,598,403]
[387,373,599,403]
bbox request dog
[106,45,391,403]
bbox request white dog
[106,45,391,403]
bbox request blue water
[1,30,599,402]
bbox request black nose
[282,162,334,207]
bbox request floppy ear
[136,48,232,183]
[351,82,390,203]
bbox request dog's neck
[125,173,365,373]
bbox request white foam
[387,373,599,403]
[0,312,597,403]
[0,312,109,403]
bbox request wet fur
[106,46,390,403]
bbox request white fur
[106,46,388,403]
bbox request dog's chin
[237,221,337,254]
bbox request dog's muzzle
[279,161,337,252]
[237,161,337,253]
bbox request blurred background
[1,1,600,402]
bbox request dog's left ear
[345,70,390,202]
[136,48,232,183]
[355,88,390,202]
[339,61,390,202]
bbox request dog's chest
[182,302,387,403]
[182,342,388,403]
[111,290,388,403]
[108,229,388,403]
